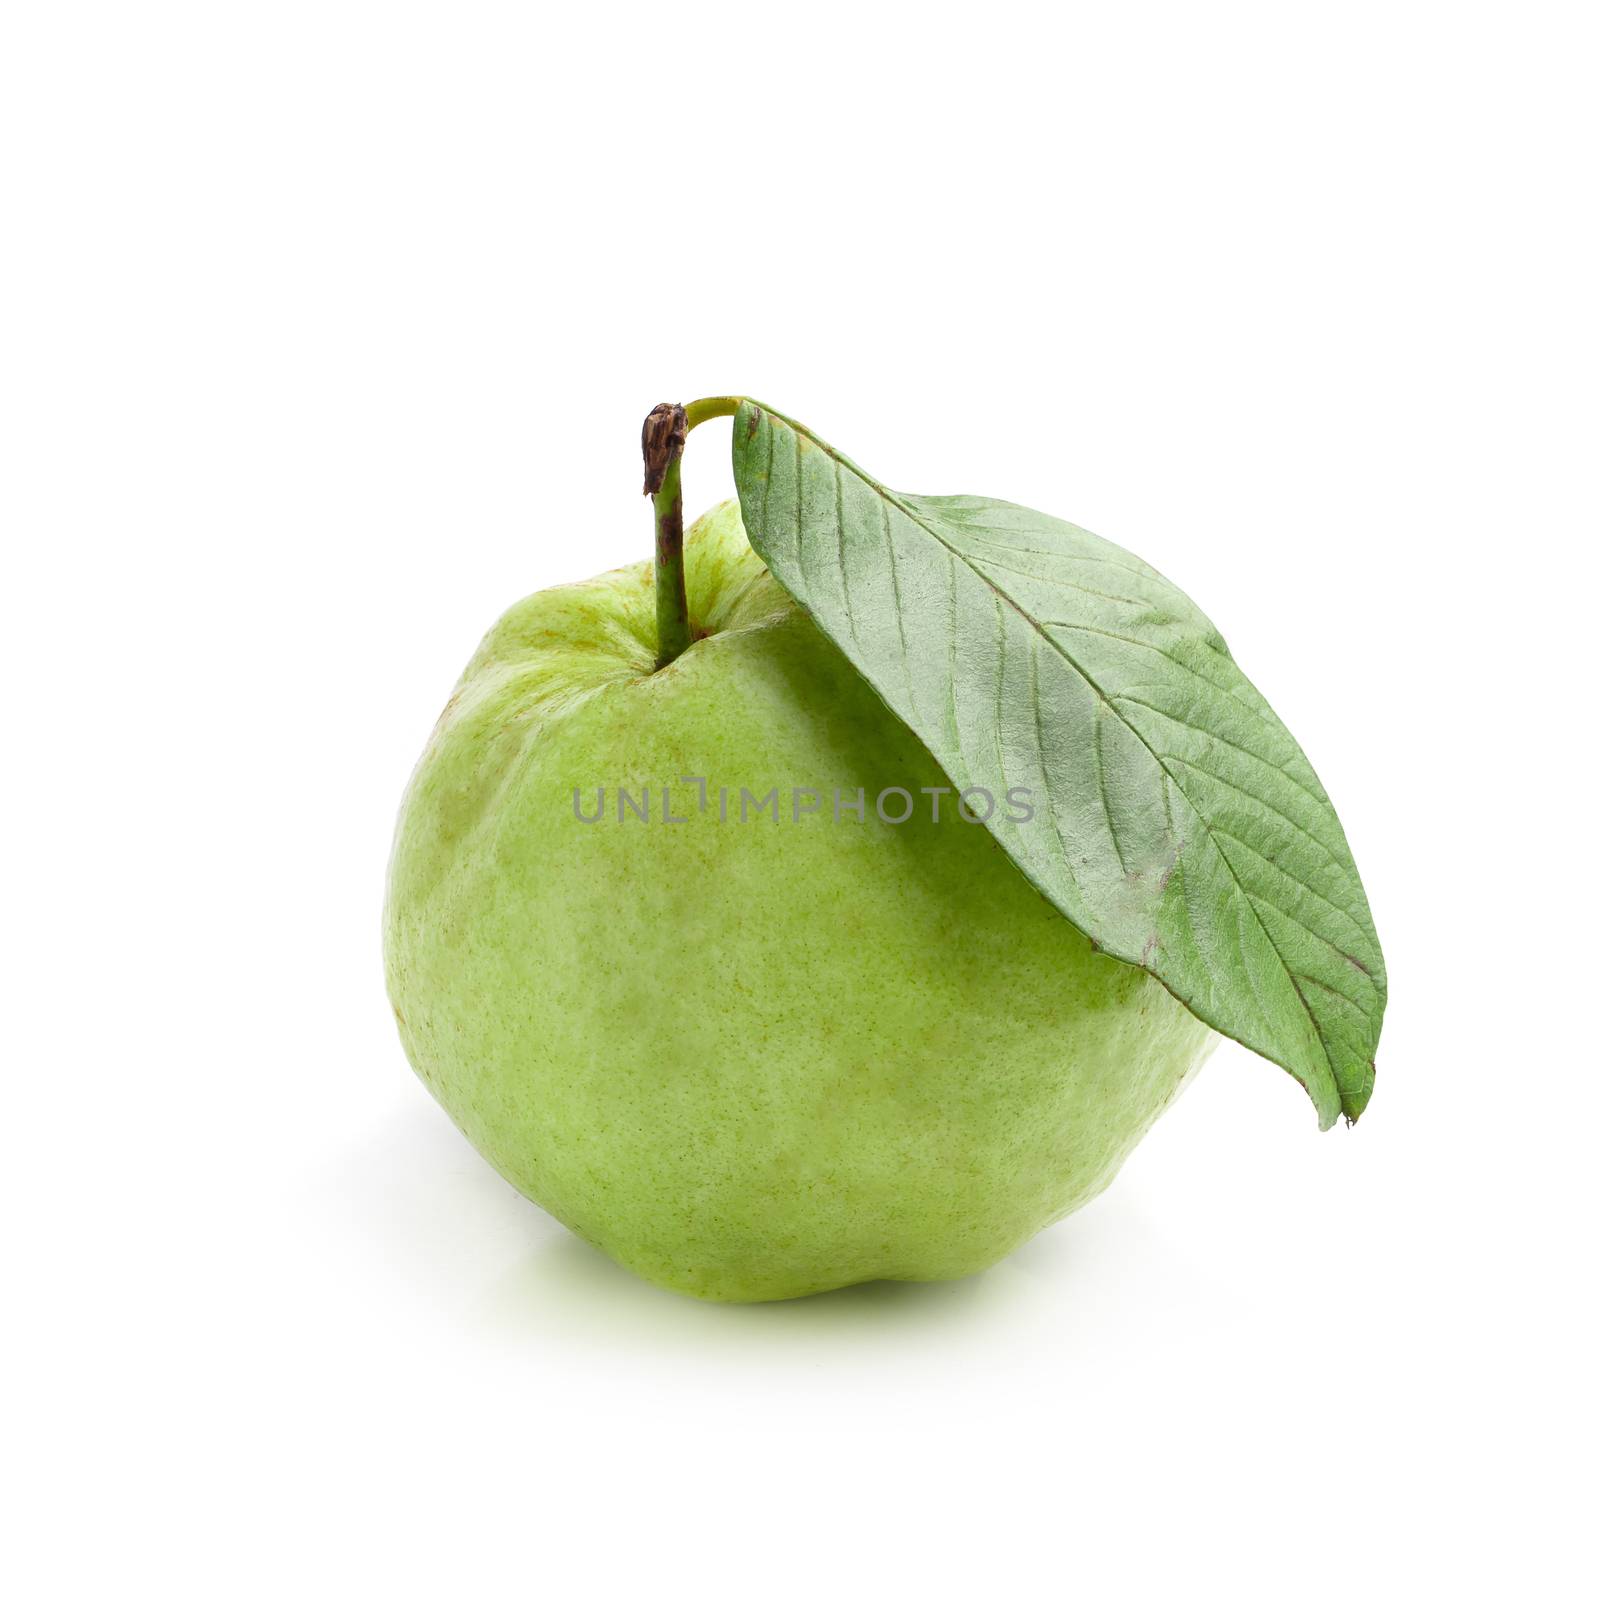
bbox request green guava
[384,502,1214,1301]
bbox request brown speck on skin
[746,406,761,439]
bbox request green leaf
[731,401,1386,1128]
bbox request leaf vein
[1110,691,1324,810]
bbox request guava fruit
[384,501,1215,1301]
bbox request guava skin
[384,502,1215,1302]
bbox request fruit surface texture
[384,503,1215,1301]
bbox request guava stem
[652,457,691,667]
[642,396,744,670]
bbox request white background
[5,3,1596,1595]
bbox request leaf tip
[1336,1062,1376,1128]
